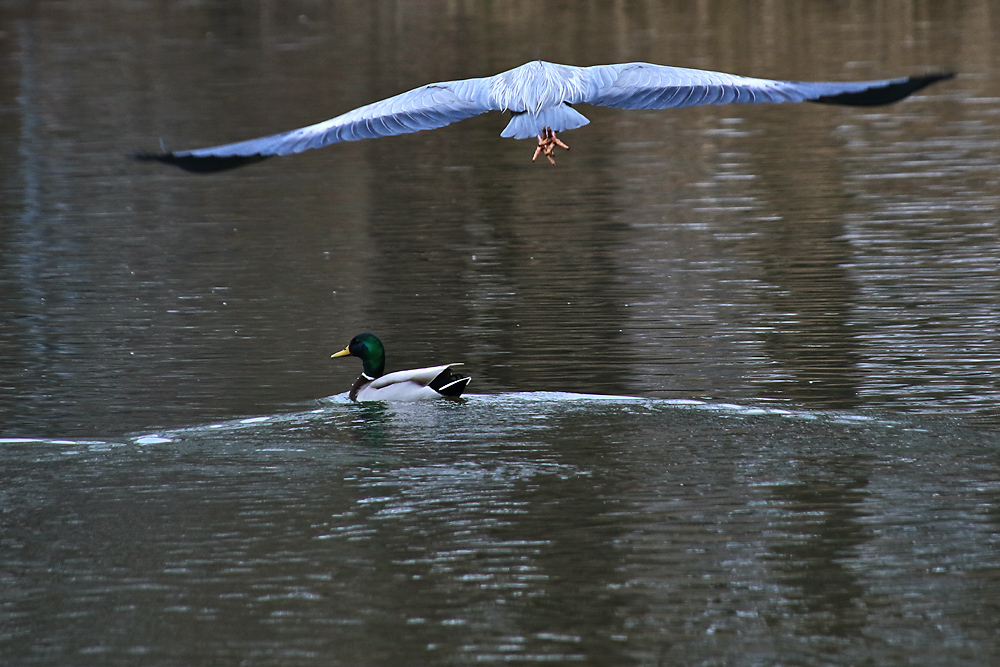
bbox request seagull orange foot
[532,128,570,164]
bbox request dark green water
[2,1,999,664]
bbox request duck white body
[352,364,469,402]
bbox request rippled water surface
[5,396,1000,665]
[2,1,1000,664]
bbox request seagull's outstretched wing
[137,61,952,171]
[136,77,496,172]
[575,63,953,109]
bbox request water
[2,0,1000,664]
[3,396,999,665]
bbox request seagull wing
[137,77,495,172]
[574,63,952,110]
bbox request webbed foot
[532,128,569,165]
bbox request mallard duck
[331,333,471,402]
[137,61,951,170]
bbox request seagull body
[137,60,952,170]
[331,333,470,402]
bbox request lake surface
[2,1,1000,664]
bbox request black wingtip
[132,150,271,173]
[810,72,955,107]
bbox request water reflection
[767,474,871,639]
[347,401,392,447]
[3,396,1000,665]
[3,1,1000,664]
[1,0,997,434]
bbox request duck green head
[331,332,386,379]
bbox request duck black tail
[430,368,472,397]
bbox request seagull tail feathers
[500,103,590,139]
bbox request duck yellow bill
[331,347,351,358]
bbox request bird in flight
[136,60,952,171]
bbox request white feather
[354,364,466,402]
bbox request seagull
[136,60,952,171]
